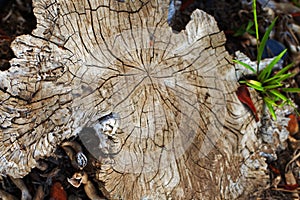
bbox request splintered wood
[0,0,267,199]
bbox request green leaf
[278,101,287,108]
[267,92,281,102]
[294,108,300,116]
[248,79,262,86]
[263,84,283,89]
[273,73,294,83]
[262,75,280,84]
[258,49,287,81]
[233,26,246,37]
[233,21,255,37]
[248,29,256,35]
[266,49,288,78]
[246,83,265,91]
[257,17,278,68]
[263,96,277,105]
[281,88,300,93]
[246,80,265,91]
[233,60,256,73]
[263,97,277,120]
[276,63,294,76]
[263,73,294,85]
[269,90,288,101]
[253,0,259,42]
[246,20,254,32]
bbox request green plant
[233,20,255,37]
[292,0,300,8]
[234,0,300,120]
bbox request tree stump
[0,0,268,199]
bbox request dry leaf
[50,182,67,200]
[271,175,281,188]
[287,114,299,135]
[236,85,259,122]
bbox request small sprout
[235,0,300,120]
[233,20,255,37]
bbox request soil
[0,0,299,199]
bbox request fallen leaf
[285,171,298,191]
[268,163,280,175]
[283,183,299,190]
[50,182,67,200]
[236,85,259,122]
[288,135,300,151]
[285,151,300,172]
[271,175,281,188]
[287,114,299,135]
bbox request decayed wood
[0,0,268,199]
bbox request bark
[0,0,268,199]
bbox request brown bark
[0,0,268,199]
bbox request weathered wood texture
[0,0,268,199]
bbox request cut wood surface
[0,0,268,199]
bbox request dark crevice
[0,0,36,71]
[168,0,243,56]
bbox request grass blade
[246,20,254,32]
[264,96,277,106]
[269,90,288,101]
[253,0,259,42]
[264,97,277,120]
[281,88,300,93]
[233,60,256,73]
[263,73,294,85]
[245,80,265,91]
[262,75,280,84]
[258,49,287,81]
[278,101,287,108]
[257,17,278,68]
[276,63,294,76]
[267,102,277,120]
[248,79,263,87]
[263,84,283,89]
[272,73,294,82]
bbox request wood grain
[0,0,267,199]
